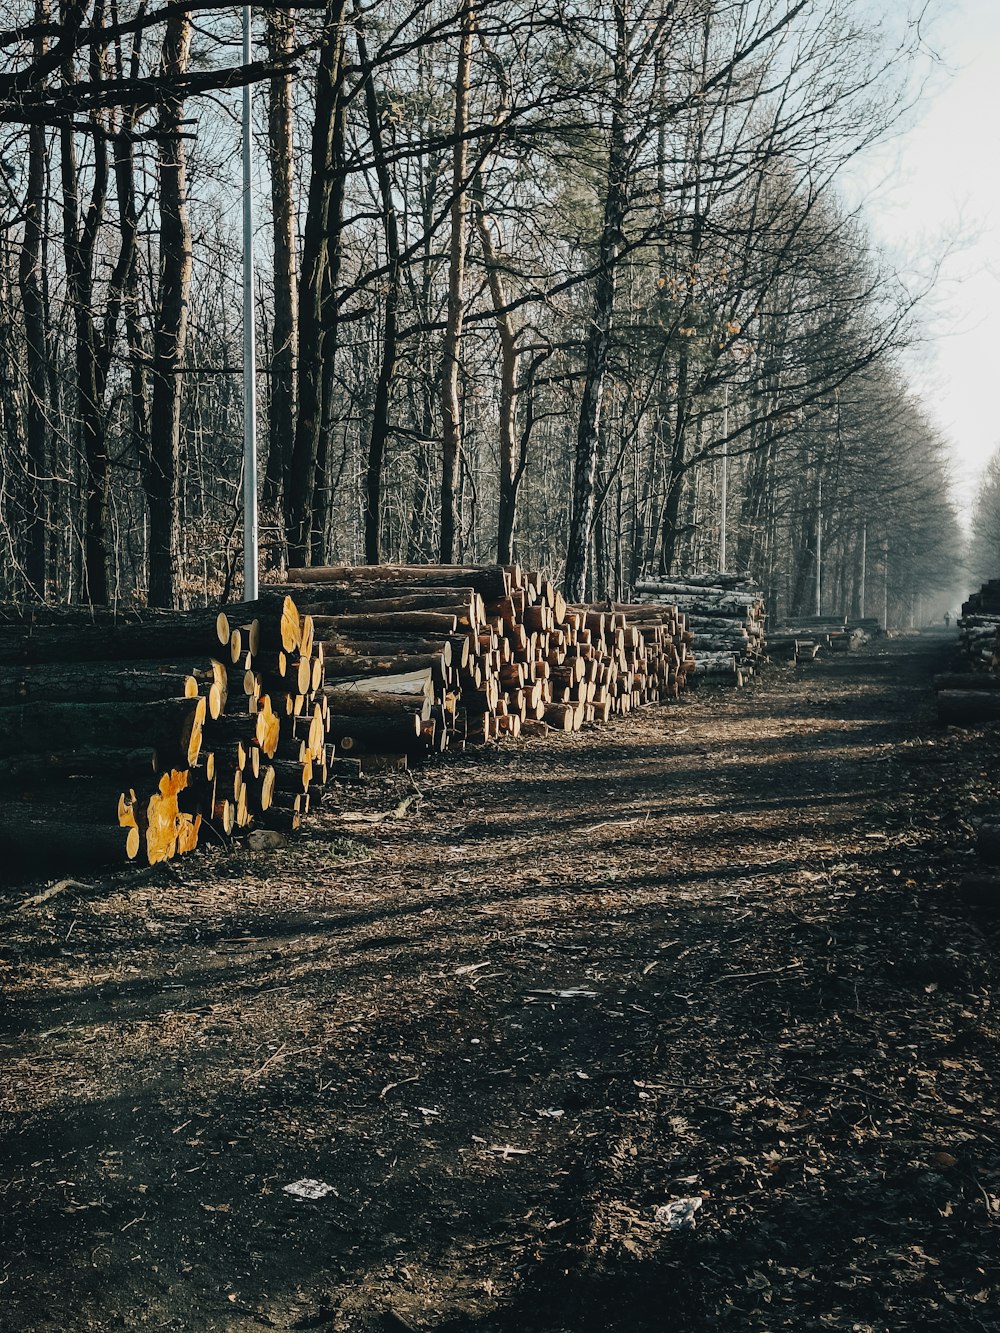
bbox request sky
[846,0,1000,519]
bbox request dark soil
[2,629,999,1332]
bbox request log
[692,635,750,651]
[358,754,409,773]
[319,652,449,682]
[689,653,738,674]
[0,658,227,716]
[301,593,481,622]
[0,618,230,665]
[320,636,453,666]
[0,604,230,634]
[320,687,432,720]
[309,611,459,635]
[543,702,576,731]
[325,711,423,752]
[134,768,200,865]
[245,764,277,814]
[238,594,302,653]
[210,799,236,836]
[228,621,261,662]
[933,673,1000,692]
[635,582,760,607]
[312,603,476,634]
[937,690,1000,725]
[0,805,140,878]
[0,696,206,768]
[4,746,158,782]
[284,564,511,598]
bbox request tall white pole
[883,544,889,631]
[242,7,259,601]
[815,468,822,617]
[860,520,867,618]
[718,383,729,574]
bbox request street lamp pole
[719,383,729,573]
[815,467,822,617]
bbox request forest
[0,0,963,619]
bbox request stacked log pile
[0,597,315,876]
[935,580,1000,723]
[281,564,694,754]
[768,614,877,663]
[633,574,765,686]
[0,564,696,880]
[955,581,1000,672]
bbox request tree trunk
[263,8,298,523]
[564,0,628,601]
[311,82,349,564]
[439,0,475,563]
[17,0,51,599]
[60,105,110,605]
[147,11,193,607]
[103,117,144,485]
[110,113,149,515]
[359,24,401,565]
[286,0,347,567]
[474,200,520,564]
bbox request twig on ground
[244,1044,314,1083]
[17,879,87,912]
[709,962,804,984]
[379,1075,419,1099]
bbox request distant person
[944,610,951,628]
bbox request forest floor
[3,629,1000,1332]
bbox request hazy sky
[848,0,1000,517]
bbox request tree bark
[564,0,628,601]
[286,0,347,567]
[107,118,147,488]
[263,8,298,523]
[358,22,401,565]
[439,0,474,563]
[59,99,110,604]
[147,10,193,607]
[17,0,51,599]
[474,199,521,564]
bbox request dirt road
[2,630,998,1332]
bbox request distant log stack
[633,574,765,686]
[935,580,1000,724]
[767,614,877,663]
[955,581,1000,673]
[282,564,693,755]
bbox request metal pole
[859,520,866,619]
[883,545,889,631]
[242,6,259,601]
[718,383,729,574]
[815,468,822,617]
